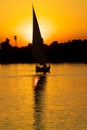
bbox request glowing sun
[15,17,54,44]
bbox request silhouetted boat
[32,6,50,73]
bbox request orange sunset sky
[0,0,87,47]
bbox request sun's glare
[15,18,55,44]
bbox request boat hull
[36,65,50,72]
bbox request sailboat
[32,6,50,72]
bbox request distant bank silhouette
[0,38,87,63]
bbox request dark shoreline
[0,39,87,63]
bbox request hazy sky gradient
[0,0,87,46]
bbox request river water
[0,63,87,130]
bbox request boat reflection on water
[33,73,46,91]
[33,73,46,129]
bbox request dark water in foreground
[0,63,87,130]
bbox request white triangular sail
[32,7,46,65]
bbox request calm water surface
[0,63,87,130]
